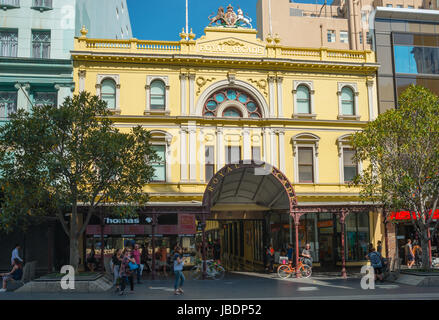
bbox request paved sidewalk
[1,272,439,300]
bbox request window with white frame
[292,133,319,184]
[150,80,165,110]
[340,31,349,44]
[298,147,314,183]
[252,146,261,161]
[342,148,358,182]
[337,83,360,120]
[0,90,17,119]
[151,145,166,182]
[149,131,172,182]
[205,145,215,182]
[101,79,116,109]
[33,90,57,107]
[0,29,18,57]
[337,134,361,184]
[293,81,315,118]
[145,76,170,115]
[341,87,354,115]
[96,75,120,113]
[296,85,311,113]
[225,146,241,164]
[327,30,336,43]
[32,30,50,59]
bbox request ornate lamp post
[339,208,349,279]
[151,213,158,280]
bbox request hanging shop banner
[389,209,439,221]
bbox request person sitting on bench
[0,258,23,292]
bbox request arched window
[296,85,311,114]
[150,80,165,110]
[223,107,241,117]
[203,88,262,118]
[341,86,355,115]
[101,79,116,109]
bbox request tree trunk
[420,233,430,270]
[69,235,80,272]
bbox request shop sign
[104,217,153,225]
[389,209,439,221]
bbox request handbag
[128,261,139,271]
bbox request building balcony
[31,0,52,11]
[0,0,20,10]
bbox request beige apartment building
[257,0,434,50]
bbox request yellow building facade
[72,18,386,272]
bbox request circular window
[206,100,217,111]
[202,88,262,118]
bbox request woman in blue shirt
[174,246,185,295]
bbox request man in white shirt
[11,244,23,266]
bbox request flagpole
[186,0,189,40]
[268,0,273,36]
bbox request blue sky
[126,0,330,41]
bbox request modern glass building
[371,7,439,113]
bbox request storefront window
[345,212,370,261]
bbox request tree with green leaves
[351,85,439,269]
[0,92,158,271]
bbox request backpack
[370,252,382,268]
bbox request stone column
[180,74,187,116]
[268,76,276,118]
[180,127,188,181]
[78,70,86,93]
[366,80,375,121]
[14,83,30,112]
[262,128,270,163]
[270,129,277,167]
[198,129,205,182]
[216,127,224,169]
[243,127,251,161]
[278,130,285,172]
[189,73,196,115]
[188,123,197,181]
[276,77,283,118]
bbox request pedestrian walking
[366,246,384,283]
[112,249,122,292]
[159,244,168,276]
[132,244,142,284]
[406,239,415,268]
[173,246,185,295]
[377,241,382,255]
[11,244,23,266]
[119,248,135,295]
[87,247,97,272]
[287,243,293,263]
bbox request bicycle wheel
[190,265,202,280]
[277,265,291,279]
[300,265,312,278]
[212,265,225,280]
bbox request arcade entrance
[201,161,298,272]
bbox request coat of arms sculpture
[208,4,253,28]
